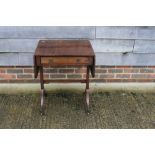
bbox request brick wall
[1,27,155,83]
[1,66,155,83]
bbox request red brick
[24,68,33,73]
[90,79,106,82]
[7,79,40,83]
[135,79,155,82]
[13,66,32,68]
[0,74,16,79]
[0,66,15,68]
[7,69,23,74]
[50,74,66,78]
[37,74,49,79]
[131,74,155,79]
[96,69,107,73]
[44,68,58,73]
[115,66,131,69]
[17,74,33,79]
[132,66,143,68]
[67,74,82,78]
[75,68,86,73]
[121,79,137,82]
[140,68,154,73]
[99,66,115,68]
[106,79,122,82]
[0,68,6,73]
[124,68,140,73]
[44,74,50,79]
[59,68,74,73]
[100,74,115,79]
[147,66,155,68]
[82,74,86,78]
[108,69,123,73]
[94,74,99,78]
[0,80,9,83]
[116,74,130,78]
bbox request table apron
[40,56,93,65]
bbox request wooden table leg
[40,66,45,115]
[85,66,90,114]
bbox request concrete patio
[0,83,155,129]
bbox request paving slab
[0,83,155,129]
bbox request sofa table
[34,40,95,115]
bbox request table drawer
[41,57,92,65]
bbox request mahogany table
[34,40,95,115]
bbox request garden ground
[0,83,155,129]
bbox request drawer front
[41,57,92,65]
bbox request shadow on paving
[0,89,155,129]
